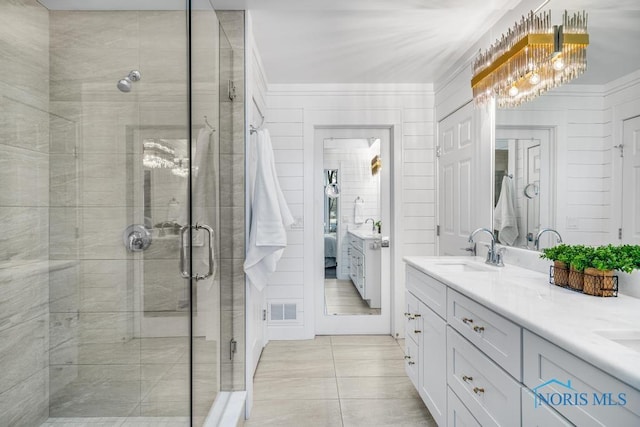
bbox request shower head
[117,70,141,93]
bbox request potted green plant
[566,245,591,291]
[540,244,571,286]
[584,245,618,296]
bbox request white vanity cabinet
[405,265,447,427]
[347,231,381,308]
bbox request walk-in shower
[0,1,245,426]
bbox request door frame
[314,127,391,334]
[303,109,403,337]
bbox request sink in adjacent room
[431,260,498,273]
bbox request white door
[525,142,541,243]
[314,127,391,335]
[622,116,640,244]
[438,103,475,255]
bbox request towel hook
[355,196,364,203]
[204,115,215,132]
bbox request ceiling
[212,0,525,84]
[211,0,640,86]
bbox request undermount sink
[594,330,640,353]
[431,261,496,273]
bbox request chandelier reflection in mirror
[472,10,589,108]
[143,139,175,169]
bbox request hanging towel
[493,175,519,245]
[244,128,294,291]
[354,198,365,224]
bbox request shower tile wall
[0,1,51,426]
[217,11,246,391]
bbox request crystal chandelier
[171,158,190,177]
[143,139,175,169]
[472,10,589,108]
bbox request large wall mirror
[493,0,640,250]
[323,136,382,316]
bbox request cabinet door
[405,333,420,389]
[448,387,481,427]
[522,388,574,427]
[419,301,447,427]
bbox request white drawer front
[419,301,447,427]
[348,234,364,252]
[405,334,419,389]
[447,288,521,380]
[523,331,640,427]
[447,327,521,427]
[448,387,481,427]
[406,266,447,319]
[522,387,574,427]
[404,291,422,345]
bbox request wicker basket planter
[568,266,584,291]
[553,261,569,286]
[583,267,616,297]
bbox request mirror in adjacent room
[323,137,382,316]
[493,0,640,249]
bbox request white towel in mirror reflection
[494,175,519,245]
[354,198,364,224]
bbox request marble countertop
[403,256,640,391]
[348,230,381,240]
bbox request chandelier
[472,10,589,108]
[143,139,175,169]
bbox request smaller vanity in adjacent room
[347,230,382,308]
[403,256,640,427]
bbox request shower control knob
[123,224,151,252]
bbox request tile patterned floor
[246,335,437,427]
[324,280,381,316]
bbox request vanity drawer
[523,331,640,427]
[406,266,447,319]
[405,333,419,389]
[521,387,574,427]
[404,291,422,345]
[447,289,521,379]
[447,327,521,427]
[348,233,364,252]
[448,386,481,427]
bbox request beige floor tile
[337,377,419,399]
[331,335,398,346]
[254,377,339,400]
[334,358,406,377]
[259,343,333,361]
[245,399,342,427]
[332,344,405,360]
[255,359,336,379]
[340,398,436,427]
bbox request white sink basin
[431,261,497,273]
[594,330,640,353]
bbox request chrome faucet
[534,228,563,251]
[468,227,504,267]
[365,218,375,233]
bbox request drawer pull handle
[473,326,485,333]
[413,314,421,318]
[473,387,485,394]
[408,361,415,365]
[404,312,412,317]
[462,317,474,325]
[404,355,411,360]
[462,375,473,382]
[414,330,422,334]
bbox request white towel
[354,199,364,224]
[244,129,294,291]
[493,175,519,245]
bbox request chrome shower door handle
[194,224,216,281]
[179,224,216,281]
[179,225,190,278]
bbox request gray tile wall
[0,0,49,425]
[217,11,246,392]
[0,0,51,425]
